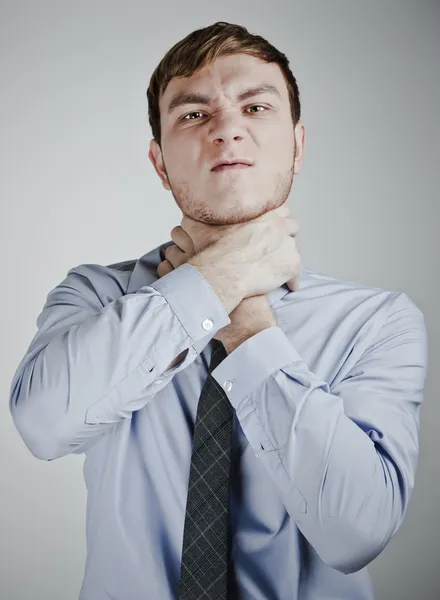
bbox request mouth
[211,163,253,172]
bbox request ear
[293,123,306,175]
[149,138,171,190]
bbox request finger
[286,277,300,292]
[157,259,174,278]
[284,217,300,237]
[180,214,198,231]
[273,202,290,218]
[180,215,203,249]
[257,202,291,223]
[164,243,187,268]
[170,225,195,255]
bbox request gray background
[1,1,438,598]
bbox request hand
[157,214,234,277]
[157,226,196,278]
[157,230,275,345]
[157,203,294,278]
[183,203,301,294]
[214,293,277,349]
[157,204,297,348]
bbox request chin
[223,202,270,224]
[218,190,261,208]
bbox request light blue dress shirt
[9,240,428,600]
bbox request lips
[212,163,252,172]
[211,159,253,171]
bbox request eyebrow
[166,83,282,115]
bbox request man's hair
[146,21,301,146]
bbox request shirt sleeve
[9,263,230,461]
[210,291,428,575]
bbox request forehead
[159,53,288,112]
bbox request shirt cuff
[211,326,302,411]
[150,262,231,344]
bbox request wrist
[221,322,276,354]
[218,295,277,352]
[188,251,245,315]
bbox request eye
[245,105,267,113]
[183,111,206,121]
[181,105,268,122]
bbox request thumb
[286,277,300,292]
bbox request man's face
[149,53,305,225]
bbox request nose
[207,111,246,145]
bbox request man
[9,21,428,600]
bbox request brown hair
[146,21,301,146]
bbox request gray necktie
[177,338,234,599]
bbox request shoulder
[299,265,426,337]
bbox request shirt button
[223,380,233,392]
[202,319,213,331]
[154,378,163,385]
